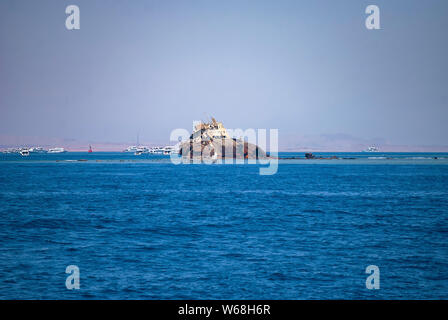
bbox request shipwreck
[178,117,267,161]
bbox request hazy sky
[1,0,447,146]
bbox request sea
[0,152,447,299]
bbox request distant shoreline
[3,150,448,154]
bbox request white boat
[48,147,66,153]
[363,146,379,152]
[162,145,177,155]
[124,146,139,152]
[3,148,20,154]
[149,146,164,154]
[148,145,178,155]
[125,146,150,153]
[28,147,47,153]
[135,146,151,155]
[19,149,30,156]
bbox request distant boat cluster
[3,145,178,156]
[362,146,379,152]
[123,145,178,156]
[1,143,380,157]
[2,147,66,156]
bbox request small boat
[3,148,20,154]
[362,146,379,152]
[134,146,150,155]
[149,146,163,154]
[48,147,66,153]
[162,146,177,155]
[88,145,93,153]
[28,147,47,153]
[149,145,178,155]
[125,146,149,153]
[19,149,30,156]
[124,146,138,152]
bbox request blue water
[0,152,447,299]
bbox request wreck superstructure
[179,117,267,161]
[191,118,230,142]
